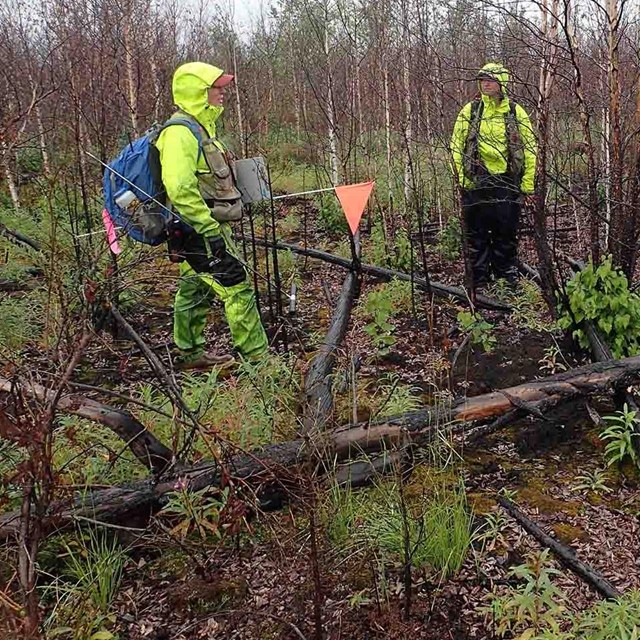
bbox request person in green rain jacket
[155,62,268,368]
[450,62,537,289]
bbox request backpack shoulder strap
[159,114,205,160]
[470,98,483,122]
[507,101,520,125]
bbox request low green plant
[316,193,348,234]
[558,256,640,358]
[575,590,640,639]
[476,511,509,551]
[43,529,126,639]
[160,484,230,540]
[457,310,497,352]
[138,354,300,451]
[572,468,613,494]
[538,344,567,374]
[278,212,300,237]
[362,477,473,578]
[322,472,473,579]
[0,292,44,354]
[0,441,24,509]
[436,216,462,261]
[367,222,412,271]
[358,280,414,356]
[54,416,147,486]
[600,404,640,468]
[362,288,397,355]
[277,248,302,288]
[484,549,567,638]
[372,374,421,418]
[321,478,364,549]
[486,552,640,639]
[511,279,553,332]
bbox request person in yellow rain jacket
[450,62,537,290]
[155,62,268,368]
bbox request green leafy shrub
[315,193,348,234]
[558,256,640,358]
[161,485,231,540]
[359,280,413,355]
[576,590,640,639]
[363,289,396,354]
[457,310,496,352]
[367,222,413,271]
[484,549,568,638]
[436,216,462,261]
[485,550,640,639]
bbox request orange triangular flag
[335,181,375,234]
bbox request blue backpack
[103,116,203,245]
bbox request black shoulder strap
[471,98,483,121]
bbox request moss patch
[517,487,582,516]
[551,522,588,544]
[467,492,496,515]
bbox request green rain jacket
[450,63,537,194]
[155,62,230,237]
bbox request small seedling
[600,404,640,468]
[538,345,567,374]
[572,468,613,494]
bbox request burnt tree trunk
[0,377,173,473]
[245,238,510,312]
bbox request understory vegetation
[3,0,640,636]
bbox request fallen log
[303,271,359,433]
[3,354,640,541]
[0,222,41,252]
[244,238,510,312]
[498,496,622,600]
[0,376,173,474]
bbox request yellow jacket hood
[172,62,225,132]
[477,62,510,95]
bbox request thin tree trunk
[123,20,139,135]
[232,43,245,155]
[383,60,393,209]
[35,103,51,178]
[401,0,413,206]
[533,0,560,313]
[325,10,339,186]
[562,1,601,264]
[606,0,626,273]
[1,144,21,210]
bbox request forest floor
[2,199,640,639]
